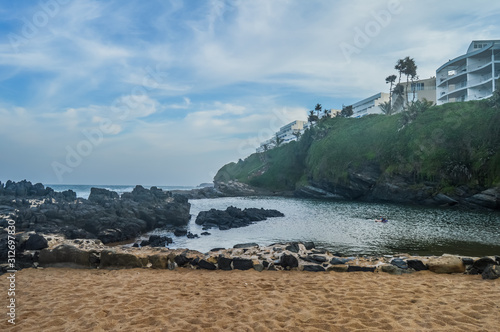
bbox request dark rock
[186,232,198,239]
[174,229,188,237]
[330,257,351,265]
[496,256,500,265]
[472,257,497,274]
[88,188,119,204]
[285,242,300,253]
[391,258,408,269]
[233,243,259,249]
[347,266,376,272]
[308,255,328,263]
[304,242,315,250]
[24,233,48,251]
[462,257,474,265]
[198,259,216,270]
[195,206,283,231]
[201,232,211,236]
[262,260,270,268]
[174,254,192,267]
[303,265,326,272]
[280,254,298,270]
[140,240,150,247]
[149,254,168,269]
[233,258,254,270]
[406,259,428,271]
[482,265,500,280]
[132,243,139,248]
[311,248,328,254]
[210,248,226,252]
[217,256,233,270]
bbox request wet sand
[2,268,499,331]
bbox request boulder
[482,265,500,280]
[427,255,465,274]
[198,259,217,270]
[217,256,233,270]
[308,255,328,263]
[148,254,169,269]
[233,258,254,270]
[470,257,497,275]
[233,243,259,249]
[39,244,97,268]
[327,265,348,272]
[303,242,315,250]
[406,259,428,271]
[347,266,376,272]
[303,265,326,272]
[200,232,211,236]
[381,264,403,275]
[99,250,148,269]
[330,257,352,265]
[280,254,298,270]
[285,243,300,253]
[24,233,49,250]
[174,229,188,237]
[195,206,284,231]
[390,258,408,269]
[253,260,264,272]
[174,254,192,267]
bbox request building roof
[351,92,387,108]
[436,40,499,72]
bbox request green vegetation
[215,98,500,192]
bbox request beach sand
[2,268,499,331]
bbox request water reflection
[149,196,500,256]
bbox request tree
[399,99,434,130]
[292,131,301,140]
[379,101,392,115]
[323,108,331,119]
[308,110,319,123]
[489,78,500,108]
[314,103,322,118]
[402,56,417,104]
[274,133,284,147]
[385,74,397,105]
[340,105,353,118]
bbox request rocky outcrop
[195,206,284,230]
[0,181,191,244]
[427,255,465,274]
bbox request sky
[1,0,500,186]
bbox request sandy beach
[2,268,499,331]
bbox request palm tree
[395,58,405,85]
[402,56,417,104]
[308,110,318,123]
[385,74,397,105]
[323,108,331,119]
[314,103,322,118]
[379,101,392,115]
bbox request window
[411,82,424,91]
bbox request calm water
[147,196,500,257]
[46,186,500,256]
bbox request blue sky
[1,0,500,186]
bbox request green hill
[215,98,500,208]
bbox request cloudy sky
[1,0,500,186]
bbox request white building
[351,92,390,118]
[436,40,500,105]
[256,120,308,153]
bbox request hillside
[214,99,500,209]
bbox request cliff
[214,100,500,210]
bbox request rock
[461,257,474,265]
[233,258,254,270]
[195,206,284,231]
[148,254,168,269]
[233,243,259,249]
[24,233,48,250]
[88,188,119,204]
[347,266,376,272]
[148,235,173,247]
[303,242,315,250]
[427,255,465,274]
[308,255,328,263]
[210,248,226,252]
[285,243,300,253]
[406,259,428,271]
[433,193,458,206]
[280,254,298,270]
[303,265,326,272]
[174,254,192,267]
[327,265,348,272]
[253,260,264,272]
[200,232,211,236]
[330,257,352,265]
[174,229,188,237]
[381,264,403,275]
[186,232,198,239]
[99,250,148,269]
[482,265,500,280]
[471,257,497,274]
[390,258,408,269]
[217,256,233,270]
[38,244,97,268]
[198,259,216,270]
